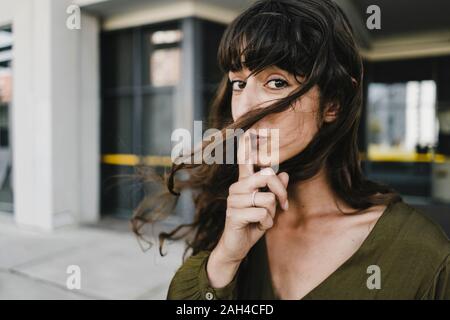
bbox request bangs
[218,4,316,78]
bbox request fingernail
[284,200,289,210]
[261,167,275,176]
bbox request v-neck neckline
[261,200,397,300]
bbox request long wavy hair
[130,0,401,259]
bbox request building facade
[0,0,449,230]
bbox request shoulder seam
[419,253,450,300]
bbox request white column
[11,0,100,229]
[79,13,100,224]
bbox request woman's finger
[226,207,273,230]
[278,172,289,189]
[227,192,277,217]
[237,131,255,180]
[229,168,289,210]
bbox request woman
[132,0,450,299]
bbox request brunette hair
[130,0,401,258]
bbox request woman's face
[229,66,332,167]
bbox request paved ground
[0,213,185,300]
[0,196,449,300]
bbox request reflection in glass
[101,25,182,217]
[0,27,13,212]
[151,30,182,45]
[101,30,133,89]
[367,81,437,158]
[102,97,134,154]
[150,48,180,87]
[142,93,173,156]
[101,164,135,218]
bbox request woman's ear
[324,102,339,123]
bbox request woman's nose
[233,81,259,121]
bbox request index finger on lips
[230,167,289,210]
[237,131,255,180]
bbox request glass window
[101,96,134,154]
[101,30,133,89]
[100,19,226,217]
[149,47,181,87]
[151,30,182,45]
[142,92,174,156]
[0,26,13,212]
[142,28,182,86]
[101,23,182,217]
[367,80,437,160]
[101,165,136,218]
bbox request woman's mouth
[250,132,268,150]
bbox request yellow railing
[101,152,449,167]
[364,145,448,163]
[361,152,447,163]
[102,154,172,167]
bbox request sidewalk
[0,213,185,300]
[1,199,448,300]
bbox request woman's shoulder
[376,200,450,299]
[383,200,450,260]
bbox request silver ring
[251,190,257,207]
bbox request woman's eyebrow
[228,70,250,80]
[228,68,292,80]
[229,69,246,76]
[246,66,286,77]
[263,66,290,76]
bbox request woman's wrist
[206,245,242,289]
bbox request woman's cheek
[279,129,312,160]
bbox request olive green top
[166,200,450,300]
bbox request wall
[0,0,101,229]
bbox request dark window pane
[142,93,173,155]
[101,30,133,88]
[101,96,133,154]
[101,164,136,216]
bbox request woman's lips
[256,135,267,146]
[250,132,268,150]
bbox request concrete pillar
[171,17,204,223]
[11,0,100,229]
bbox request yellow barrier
[102,153,449,166]
[362,152,447,163]
[102,154,172,167]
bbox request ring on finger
[251,190,257,207]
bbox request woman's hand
[206,133,289,288]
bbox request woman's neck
[275,166,352,229]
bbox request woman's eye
[230,80,245,91]
[266,79,288,90]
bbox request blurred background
[0,0,449,299]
